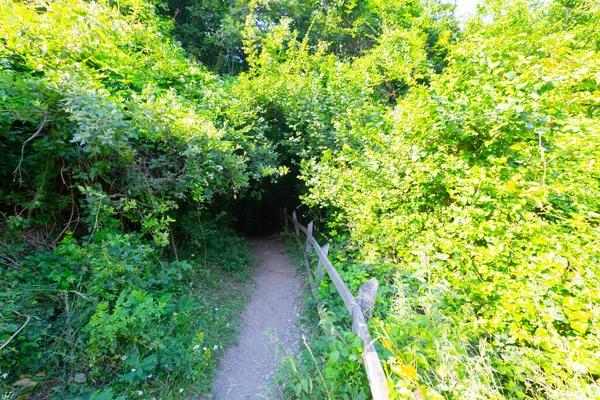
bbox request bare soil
[209,237,302,399]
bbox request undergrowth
[0,220,254,399]
[274,232,370,400]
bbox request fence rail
[283,209,389,400]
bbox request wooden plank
[352,279,387,398]
[293,229,318,301]
[352,304,389,400]
[286,215,334,336]
[310,239,354,311]
[357,278,378,320]
[317,243,329,282]
[285,214,353,311]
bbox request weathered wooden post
[357,278,378,320]
[352,302,389,400]
[292,211,300,237]
[352,278,387,400]
[317,243,329,282]
[286,210,389,400]
[305,221,313,253]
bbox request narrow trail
[210,237,303,399]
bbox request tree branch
[14,112,49,187]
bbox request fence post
[306,221,313,253]
[352,304,389,400]
[292,211,300,237]
[317,243,329,282]
[356,278,378,320]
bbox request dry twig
[0,310,31,351]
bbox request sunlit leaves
[302,0,600,397]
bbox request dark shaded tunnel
[230,172,303,236]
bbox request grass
[271,232,370,399]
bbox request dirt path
[210,237,302,399]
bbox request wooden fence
[283,209,390,400]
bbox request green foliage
[277,235,370,400]
[0,0,280,246]
[3,0,599,398]
[301,0,600,398]
[157,0,454,76]
[0,225,252,398]
[218,0,456,182]
[0,0,262,397]
[281,332,369,400]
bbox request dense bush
[301,0,600,398]
[0,0,261,397]
[0,0,282,243]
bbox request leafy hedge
[301,0,600,398]
[0,0,281,244]
[0,0,265,397]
